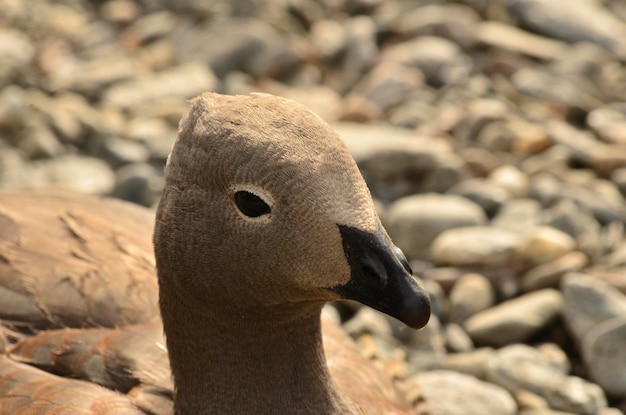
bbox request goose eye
[234,190,271,218]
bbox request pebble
[447,178,511,218]
[448,273,496,324]
[385,194,487,260]
[0,29,35,84]
[507,0,626,59]
[493,199,542,234]
[430,226,520,267]
[561,273,626,341]
[486,344,607,415]
[518,226,576,267]
[415,370,517,415]
[463,289,563,347]
[521,251,588,292]
[582,316,626,397]
[103,62,219,110]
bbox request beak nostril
[361,264,388,290]
[402,260,413,276]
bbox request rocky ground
[1,0,626,414]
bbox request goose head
[154,92,430,329]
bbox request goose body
[0,93,430,414]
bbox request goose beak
[332,224,431,330]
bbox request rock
[477,21,568,60]
[341,61,424,122]
[394,4,481,49]
[448,273,496,324]
[511,67,600,115]
[464,289,563,346]
[430,226,520,267]
[507,0,626,59]
[518,226,577,267]
[47,55,143,97]
[486,344,607,415]
[102,137,150,167]
[18,117,64,159]
[385,194,487,260]
[582,316,626,397]
[103,62,219,110]
[402,314,447,355]
[99,0,141,24]
[493,199,542,233]
[447,178,510,218]
[337,123,467,199]
[343,307,393,340]
[444,323,474,353]
[120,10,177,47]
[540,199,601,250]
[489,165,530,198]
[561,273,626,342]
[326,16,378,94]
[27,155,116,195]
[381,36,471,87]
[521,251,589,292]
[442,348,496,379]
[0,147,28,190]
[415,370,517,415]
[112,162,163,207]
[310,19,347,61]
[587,103,626,145]
[0,29,35,85]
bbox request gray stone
[464,289,563,347]
[486,344,607,415]
[493,199,542,233]
[381,36,471,87]
[342,61,424,122]
[541,199,601,247]
[447,178,510,218]
[430,226,520,267]
[0,147,28,190]
[337,123,467,200]
[507,0,626,59]
[587,103,626,145]
[477,21,568,60]
[442,348,496,379]
[48,55,142,97]
[521,251,588,292]
[27,155,116,195]
[561,273,626,342]
[518,226,577,267]
[402,314,446,355]
[443,323,474,353]
[394,4,480,49]
[415,370,517,415]
[448,273,496,324]
[310,19,347,61]
[385,194,486,260]
[324,16,378,94]
[102,137,150,167]
[582,316,626,397]
[0,29,35,84]
[112,163,163,206]
[103,62,218,110]
[489,165,530,199]
[343,307,393,340]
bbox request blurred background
[1,0,625,414]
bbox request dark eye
[235,191,271,218]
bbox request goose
[0,92,431,415]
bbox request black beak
[331,223,431,329]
